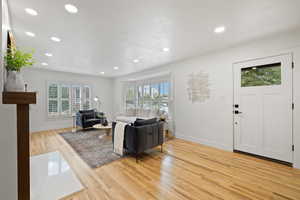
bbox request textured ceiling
[8,0,300,77]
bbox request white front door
[233,54,293,163]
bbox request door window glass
[241,63,281,87]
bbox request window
[241,63,281,87]
[82,86,91,110]
[61,85,71,115]
[125,86,136,111]
[159,82,170,113]
[47,83,92,118]
[48,83,59,116]
[71,86,81,114]
[124,78,170,115]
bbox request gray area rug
[59,129,121,168]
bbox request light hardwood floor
[30,128,300,200]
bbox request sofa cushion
[134,118,157,127]
[86,119,100,123]
[79,109,95,114]
[84,119,101,127]
[84,112,95,120]
[96,112,104,118]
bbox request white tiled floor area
[30,151,84,200]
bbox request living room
[1,0,300,200]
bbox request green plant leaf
[4,47,35,71]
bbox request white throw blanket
[114,122,127,156]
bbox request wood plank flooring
[30,128,300,200]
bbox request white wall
[113,29,300,169]
[0,0,18,199]
[22,68,114,132]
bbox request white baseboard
[175,132,233,152]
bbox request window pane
[241,63,281,87]
[74,87,80,98]
[165,82,170,96]
[49,100,58,113]
[126,87,136,110]
[72,87,81,114]
[151,84,159,98]
[82,87,91,111]
[126,87,135,100]
[137,86,143,108]
[160,102,169,113]
[61,100,70,114]
[82,100,90,110]
[72,103,81,113]
[49,84,58,98]
[143,85,150,97]
[162,82,170,96]
[83,87,90,99]
[143,101,151,110]
[143,85,151,104]
[61,87,69,99]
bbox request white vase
[4,71,25,92]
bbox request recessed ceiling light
[214,26,226,34]
[41,62,48,66]
[100,71,105,74]
[50,37,61,42]
[113,66,119,70]
[25,8,38,16]
[25,31,35,37]
[133,59,139,63]
[65,4,78,14]
[163,48,170,52]
[45,53,53,57]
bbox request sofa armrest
[95,112,104,118]
[96,112,107,124]
[124,125,137,153]
[134,122,164,153]
[112,122,136,152]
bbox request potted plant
[4,47,34,92]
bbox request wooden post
[17,104,30,200]
[3,92,36,200]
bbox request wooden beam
[2,92,36,105]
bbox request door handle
[234,110,242,114]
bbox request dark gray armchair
[76,109,106,129]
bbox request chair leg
[135,153,138,163]
[161,144,163,153]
